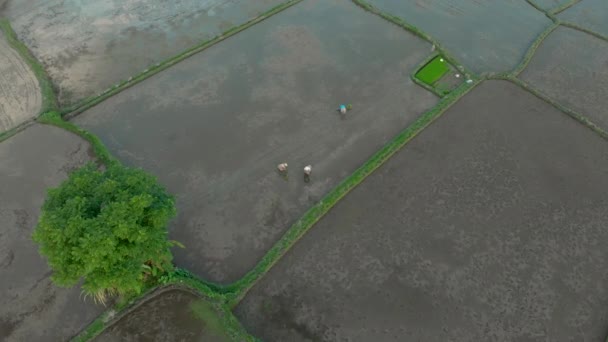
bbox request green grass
[0,19,58,114]
[415,55,450,85]
[223,78,481,307]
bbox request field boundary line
[550,0,581,15]
[511,21,560,77]
[222,79,482,308]
[525,0,559,22]
[350,0,475,79]
[62,0,302,119]
[0,119,35,143]
[491,75,608,141]
[559,22,608,43]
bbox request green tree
[33,163,178,304]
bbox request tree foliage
[33,163,177,303]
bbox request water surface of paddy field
[558,0,608,38]
[94,289,229,342]
[0,0,286,106]
[363,0,551,74]
[74,0,437,284]
[0,125,103,342]
[235,80,608,341]
[519,26,608,131]
[0,30,41,133]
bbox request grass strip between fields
[222,78,481,307]
[511,21,560,77]
[559,21,608,43]
[61,0,303,118]
[72,269,256,342]
[0,19,58,114]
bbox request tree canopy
[33,163,177,303]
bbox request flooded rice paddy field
[0,30,41,133]
[364,0,551,74]
[94,289,229,342]
[0,125,103,342]
[519,26,608,131]
[558,0,608,38]
[74,0,437,284]
[235,80,608,341]
[0,0,286,106]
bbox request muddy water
[0,31,41,132]
[94,290,229,342]
[366,0,551,74]
[520,26,608,131]
[2,0,286,106]
[0,125,102,342]
[74,0,437,284]
[558,0,608,38]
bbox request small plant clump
[33,163,179,304]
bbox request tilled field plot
[74,0,437,284]
[236,80,608,341]
[520,26,608,131]
[362,0,551,73]
[0,30,40,133]
[0,0,286,106]
[0,125,102,342]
